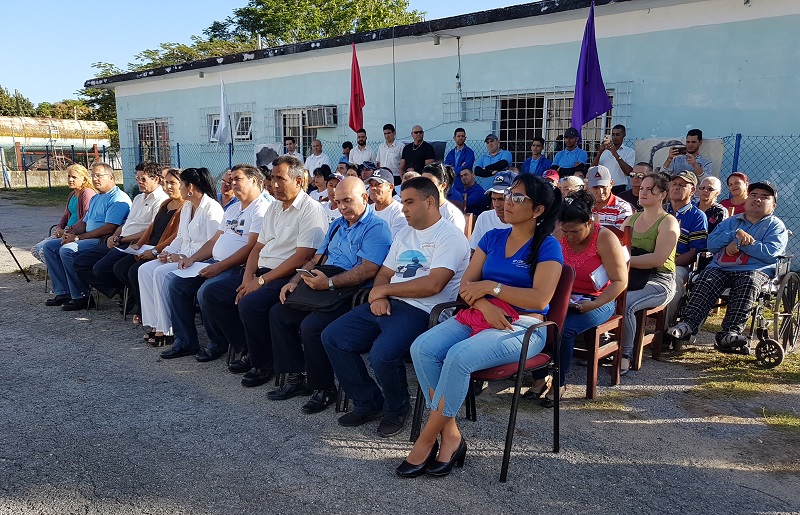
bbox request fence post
[46,146,52,194]
[176,143,181,168]
[71,145,75,165]
[21,145,28,189]
[102,145,106,162]
[138,143,143,164]
[228,142,233,170]
[731,133,742,174]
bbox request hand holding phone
[295,268,315,277]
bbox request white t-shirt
[373,200,408,238]
[212,195,270,262]
[377,141,403,177]
[309,189,326,202]
[322,201,342,224]
[284,150,304,162]
[257,190,329,269]
[349,146,376,166]
[440,201,467,233]
[598,144,636,188]
[469,210,511,250]
[384,218,470,313]
[305,153,331,172]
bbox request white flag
[214,78,231,145]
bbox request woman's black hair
[421,161,455,195]
[645,172,670,194]
[313,164,332,180]
[347,163,360,173]
[558,190,596,225]
[510,174,562,278]
[180,167,217,199]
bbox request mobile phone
[295,268,315,277]
[504,315,514,323]
[673,145,687,155]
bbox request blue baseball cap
[486,171,518,194]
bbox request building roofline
[84,0,633,89]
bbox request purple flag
[571,0,612,135]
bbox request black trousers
[73,244,127,298]
[112,254,150,315]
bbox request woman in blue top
[397,174,563,478]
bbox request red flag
[349,43,365,133]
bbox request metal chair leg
[121,286,130,320]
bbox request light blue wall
[117,13,799,177]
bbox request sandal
[523,375,552,400]
[143,330,156,342]
[148,334,174,347]
[540,385,566,409]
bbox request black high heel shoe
[426,437,467,477]
[396,439,439,478]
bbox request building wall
[113,0,799,175]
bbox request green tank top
[629,212,676,273]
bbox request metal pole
[176,143,181,168]
[228,142,233,170]
[138,143,143,164]
[71,145,75,165]
[731,133,742,173]
[102,145,106,162]
[21,145,28,189]
[46,146,52,194]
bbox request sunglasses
[412,131,424,134]
[697,186,716,192]
[630,173,646,179]
[504,188,533,204]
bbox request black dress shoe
[426,437,467,477]
[337,409,382,427]
[396,440,439,478]
[160,347,199,359]
[61,297,91,311]
[195,348,226,363]
[227,354,250,374]
[267,375,310,400]
[45,294,71,306]
[241,367,274,388]
[377,406,411,438]
[301,388,338,414]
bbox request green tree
[0,85,36,116]
[78,62,123,148]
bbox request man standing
[399,125,436,176]
[322,177,470,437]
[449,168,486,215]
[377,124,404,183]
[552,127,588,176]
[667,181,787,350]
[349,129,375,166]
[617,162,651,211]
[663,128,712,180]
[43,163,131,311]
[588,165,633,232]
[160,164,270,360]
[443,127,475,175]
[231,156,329,384]
[305,140,331,172]
[664,170,708,324]
[74,162,167,300]
[473,133,513,189]
[268,177,392,413]
[520,137,552,176]
[369,168,408,238]
[593,124,635,194]
[468,172,513,253]
[283,136,304,162]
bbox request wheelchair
[670,251,799,368]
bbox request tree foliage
[0,85,36,117]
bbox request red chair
[410,265,575,482]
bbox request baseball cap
[361,161,378,172]
[564,127,580,139]
[587,165,612,187]
[486,171,518,194]
[368,168,394,185]
[338,155,350,165]
[670,169,697,187]
[748,180,778,199]
[543,169,560,184]
[327,172,345,184]
[484,133,499,142]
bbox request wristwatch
[257,274,265,286]
[328,277,335,291]
[492,283,502,296]
[151,248,158,257]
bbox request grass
[760,408,800,433]
[0,186,76,207]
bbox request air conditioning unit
[305,106,337,128]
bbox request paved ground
[0,197,798,514]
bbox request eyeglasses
[412,131,424,135]
[697,186,717,192]
[134,176,149,183]
[91,173,111,179]
[630,173,646,179]
[504,188,533,204]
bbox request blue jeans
[558,301,615,387]
[321,299,430,418]
[42,237,99,299]
[167,262,241,353]
[411,315,547,417]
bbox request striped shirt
[667,202,708,256]
[593,194,633,231]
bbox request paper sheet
[116,244,155,256]
[171,262,210,278]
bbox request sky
[1,1,521,105]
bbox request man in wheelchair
[667,181,788,351]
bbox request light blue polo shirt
[83,186,132,232]
[475,149,514,189]
[316,206,392,270]
[552,147,588,168]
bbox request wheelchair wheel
[755,338,784,368]
[773,272,800,354]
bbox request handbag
[282,226,360,312]
[627,246,656,291]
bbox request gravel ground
[0,197,798,514]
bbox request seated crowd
[37,124,788,479]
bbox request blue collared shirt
[83,186,131,232]
[444,145,476,174]
[552,147,588,169]
[316,205,392,270]
[521,155,553,176]
[217,193,239,210]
